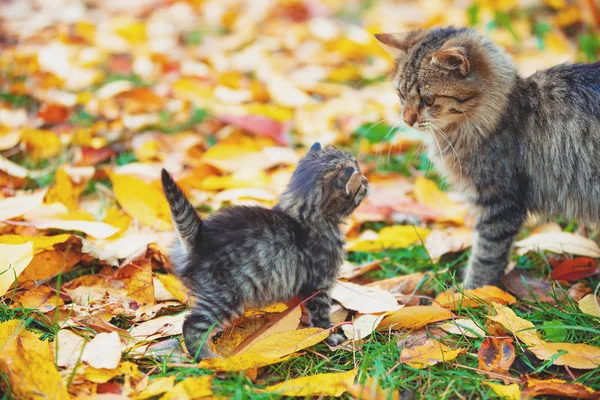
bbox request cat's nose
[403,109,418,126]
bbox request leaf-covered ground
[0,0,599,399]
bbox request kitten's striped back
[161,168,202,254]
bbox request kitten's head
[278,143,368,222]
[375,27,516,135]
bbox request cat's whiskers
[374,121,401,172]
[426,125,446,176]
[431,122,464,190]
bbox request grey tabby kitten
[375,26,600,288]
[161,143,368,360]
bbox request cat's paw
[325,333,346,347]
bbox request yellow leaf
[20,129,62,160]
[0,242,34,296]
[515,232,600,258]
[488,303,544,346]
[413,177,466,224]
[348,225,430,252]
[103,206,133,239]
[578,294,600,318]
[328,65,362,82]
[118,260,155,305]
[0,321,70,399]
[199,169,271,190]
[109,172,172,231]
[80,361,141,383]
[0,234,71,254]
[160,376,213,400]
[331,281,401,313]
[245,104,293,122]
[198,353,294,372]
[45,168,88,210]
[114,17,146,43]
[346,376,400,400]
[435,286,516,310]
[11,285,64,311]
[155,274,188,303]
[379,306,453,330]
[484,382,521,400]
[0,189,46,221]
[262,369,357,397]
[522,377,599,399]
[135,376,175,400]
[529,342,600,369]
[172,78,213,106]
[202,141,297,174]
[399,339,463,369]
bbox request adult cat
[375,26,600,288]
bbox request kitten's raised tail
[161,168,202,252]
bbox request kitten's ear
[309,142,321,153]
[374,31,423,58]
[431,46,470,76]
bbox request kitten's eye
[421,94,435,107]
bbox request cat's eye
[421,94,435,106]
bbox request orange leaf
[435,286,516,310]
[38,103,70,124]
[522,378,599,399]
[399,339,463,369]
[379,306,453,330]
[477,337,516,380]
[551,257,598,281]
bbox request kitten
[375,26,600,288]
[161,143,368,360]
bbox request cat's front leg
[304,290,345,346]
[464,200,526,289]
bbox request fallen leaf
[501,270,559,303]
[80,361,141,384]
[129,313,187,344]
[477,337,516,381]
[484,382,521,400]
[0,234,71,253]
[135,376,175,400]
[160,375,213,400]
[379,306,453,330]
[331,281,401,313]
[578,294,600,318]
[55,329,86,368]
[347,225,430,252]
[339,259,383,279]
[521,377,599,399]
[488,304,544,346]
[399,339,463,369]
[81,332,126,369]
[439,318,485,338]
[38,103,71,124]
[20,129,62,160]
[201,140,297,173]
[23,216,119,239]
[261,369,356,397]
[117,261,155,305]
[0,321,70,399]
[0,189,46,221]
[44,167,88,210]
[109,172,172,231]
[342,313,387,341]
[155,273,188,303]
[11,285,64,311]
[198,353,295,372]
[435,286,516,310]
[529,342,600,369]
[551,257,599,281]
[0,242,34,296]
[413,177,466,224]
[515,232,600,257]
[367,272,425,294]
[221,114,289,145]
[346,376,400,400]
[424,227,473,261]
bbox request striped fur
[161,145,368,360]
[376,26,600,288]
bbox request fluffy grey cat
[375,26,600,288]
[161,143,368,360]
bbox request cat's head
[375,27,516,135]
[279,143,368,221]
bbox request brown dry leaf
[515,232,600,257]
[0,242,34,296]
[129,313,187,345]
[439,318,485,338]
[19,236,84,283]
[379,306,453,330]
[477,337,516,381]
[521,378,599,399]
[213,315,274,357]
[413,177,466,224]
[0,320,70,399]
[117,260,156,305]
[529,342,600,369]
[342,313,387,341]
[261,369,357,397]
[424,227,473,261]
[501,270,559,303]
[399,339,463,369]
[578,294,600,318]
[160,375,213,400]
[488,303,544,346]
[81,331,126,369]
[435,286,516,310]
[331,281,401,313]
[346,376,399,400]
[108,172,172,231]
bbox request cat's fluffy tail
[161,168,202,252]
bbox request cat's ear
[309,142,321,153]
[431,46,470,76]
[374,31,423,58]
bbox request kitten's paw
[325,333,346,347]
